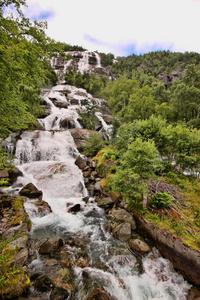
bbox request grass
[143,171,200,250]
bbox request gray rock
[113,222,131,241]
[110,209,136,229]
[10,248,28,268]
[6,235,28,251]
[39,237,64,255]
[95,197,115,209]
[129,238,151,254]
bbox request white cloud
[25,0,200,56]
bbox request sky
[22,0,200,57]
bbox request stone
[82,196,89,203]
[6,235,28,251]
[102,114,113,124]
[113,222,131,241]
[83,171,90,178]
[50,286,69,300]
[39,237,64,255]
[67,203,81,213]
[19,182,42,199]
[134,214,200,287]
[69,128,91,150]
[59,118,76,129]
[129,238,151,255]
[8,167,23,184]
[75,155,87,169]
[187,287,200,300]
[35,275,54,292]
[88,287,114,300]
[34,199,52,216]
[95,197,115,209]
[10,248,28,268]
[110,209,136,229]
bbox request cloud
[24,0,200,57]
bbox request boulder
[35,275,54,292]
[67,203,81,213]
[34,199,52,216]
[75,155,87,169]
[109,209,136,229]
[113,222,131,241]
[69,128,90,150]
[6,235,28,251]
[187,287,200,300]
[134,214,200,287]
[129,238,151,255]
[39,237,64,255]
[19,182,42,199]
[10,248,28,268]
[88,287,114,300]
[59,118,76,129]
[8,167,23,184]
[50,286,70,300]
[102,114,113,124]
[95,197,115,209]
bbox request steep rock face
[134,214,200,287]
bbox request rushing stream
[4,52,191,299]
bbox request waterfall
[95,52,101,68]
[4,53,191,299]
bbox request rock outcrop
[134,214,200,287]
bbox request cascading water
[4,53,192,299]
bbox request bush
[150,192,173,209]
[83,133,105,156]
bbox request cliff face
[134,214,200,287]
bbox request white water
[4,53,191,299]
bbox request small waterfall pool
[4,81,191,299]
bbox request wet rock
[113,222,131,241]
[59,117,76,129]
[34,199,52,216]
[44,259,60,266]
[10,248,28,268]
[88,287,114,300]
[50,286,70,300]
[83,196,89,203]
[35,275,54,292]
[75,155,87,169]
[90,160,96,168]
[39,237,64,255]
[19,182,43,199]
[8,167,23,185]
[109,209,136,229]
[67,203,81,213]
[187,287,200,300]
[129,238,151,255]
[76,257,90,268]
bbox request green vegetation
[150,192,173,209]
[65,70,107,97]
[83,133,105,156]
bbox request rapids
[4,52,191,299]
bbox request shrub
[83,133,105,156]
[150,192,173,209]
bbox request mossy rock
[1,273,30,299]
